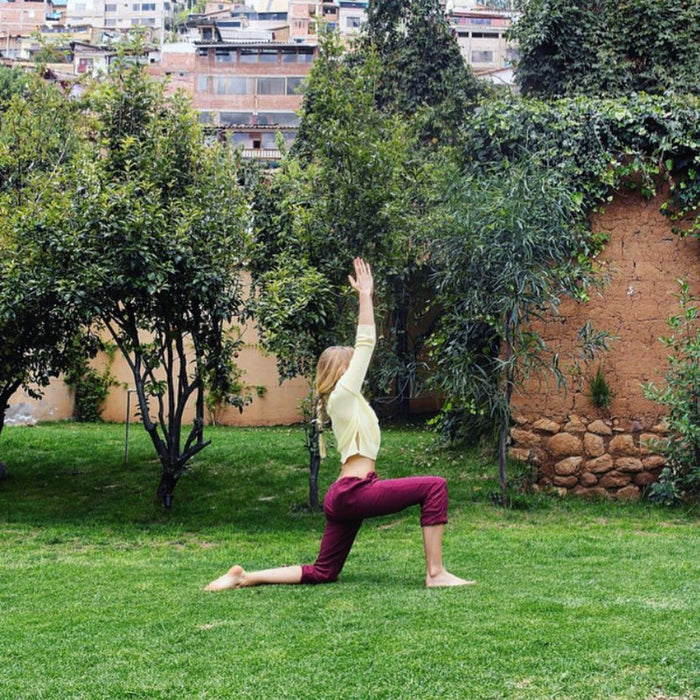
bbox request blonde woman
[205,258,473,590]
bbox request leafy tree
[0,66,28,110]
[359,0,484,143]
[0,77,88,458]
[251,35,441,506]
[61,59,250,507]
[429,160,602,506]
[510,0,700,97]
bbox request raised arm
[348,257,374,328]
[336,258,375,395]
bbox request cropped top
[326,324,381,464]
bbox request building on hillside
[65,0,174,39]
[288,0,339,39]
[337,0,365,36]
[448,6,517,79]
[151,26,315,160]
[0,0,67,41]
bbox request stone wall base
[509,413,667,500]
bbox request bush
[644,280,700,504]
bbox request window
[298,48,314,63]
[471,31,499,39]
[257,77,285,95]
[141,2,155,9]
[346,16,360,28]
[229,77,254,94]
[257,112,300,126]
[286,76,303,95]
[105,3,116,10]
[261,132,277,148]
[471,50,493,63]
[220,112,253,125]
[143,17,155,24]
[214,77,254,95]
[239,48,257,63]
[259,49,277,63]
[74,2,85,9]
[105,17,116,25]
[132,3,139,9]
[201,27,212,39]
[196,74,209,92]
[505,48,519,64]
[281,50,298,63]
[197,111,211,124]
[215,48,233,63]
[197,47,209,57]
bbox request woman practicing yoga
[205,258,473,590]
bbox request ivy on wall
[462,92,700,236]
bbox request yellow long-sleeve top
[326,324,381,464]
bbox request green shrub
[644,280,700,504]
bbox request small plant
[588,364,614,409]
[64,337,119,423]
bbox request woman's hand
[348,257,374,297]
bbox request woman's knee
[420,476,448,526]
[301,564,339,585]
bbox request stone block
[510,428,540,447]
[585,454,614,473]
[588,419,613,436]
[553,475,578,488]
[513,414,529,425]
[580,471,599,487]
[609,434,638,457]
[563,418,587,434]
[548,432,583,458]
[642,455,666,470]
[615,457,644,473]
[508,447,530,462]
[532,418,560,433]
[639,433,662,455]
[651,421,669,433]
[599,471,632,488]
[572,485,609,499]
[633,471,658,487]
[583,433,605,457]
[554,456,583,476]
[616,484,641,501]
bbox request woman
[205,258,474,590]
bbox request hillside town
[0,0,516,158]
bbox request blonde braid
[316,395,327,459]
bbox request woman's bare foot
[426,569,476,588]
[204,565,246,591]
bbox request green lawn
[0,422,698,700]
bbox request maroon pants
[300,472,448,584]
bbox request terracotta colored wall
[510,189,700,498]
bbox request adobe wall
[6,274,310,428]
[510,190,700,499]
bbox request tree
[61,58,250,507]
[251,35,441,506]
[0,77,88,459]
[429,160,602,506]
[360,0,484,143]
[510,0,700,97]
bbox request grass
[0,422,698,700]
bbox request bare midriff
[337,454,376,481]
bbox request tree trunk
[498,320,515,508]
[308,406,321,510]
[392,276,411,421]
[156,471,178,509]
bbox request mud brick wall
[509,189,700,498]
